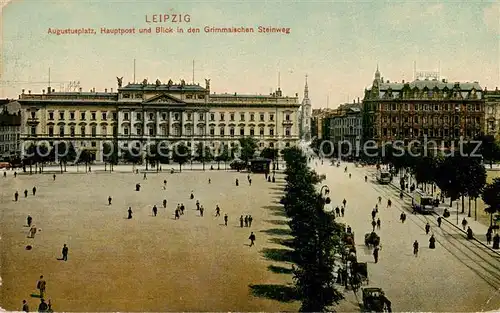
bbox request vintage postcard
[1,0,499,312]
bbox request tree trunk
[461,195,465,213]
[64,162,67,172]
[202,160,205,171]
[491,213,493,226]
[217,161,220,170]
[85,162,88,173]
[29,163,32,175]
[60,161,63,174]
[179,163,182,172]
[468,197,471,217]
[474,198,477,221]
[146,161,148,171]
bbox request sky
[0,0,499,108]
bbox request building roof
[120,83,206,92]
[0,109,21,126]
[369,78,482,91]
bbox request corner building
[18,79,300,161]
[362,67,485,147]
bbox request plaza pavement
[312,160,500,312]
[0,169,300,312]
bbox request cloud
[483,2,499,34]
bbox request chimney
[111,88,113,92]
[79,87,82,92]
[52,88,55,93]
[93,88,95,92]
[28,90,31,94]
[42,90,45,94]
[357,97,360,103]
[22,89,25,94]
[402,80,405,83]
[47,86,51,94]
[105,88,108,93]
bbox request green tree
[122,146,143,165]
[412,156,437,192]
[145,143,158,171]
[238,137,258,163]
[215,144,232,170]
[24,143,37,174]
[157,143,170,166]
[172,143,190,172]
[103,142,119,172]
[482,178,500,226]
[194,142,213,170]
[475,135,500,169]
[78,149,94,172]
[463,157,487,218]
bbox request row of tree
[21,138,282,173]
[380,143,500,225]
[281,147,344,311]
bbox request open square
[0,169,299,312]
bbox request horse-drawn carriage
[362,287,392,312]
[350,262,369,291]
[364,232,380,247]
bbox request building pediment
[144,94,186,104]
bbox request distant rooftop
[120,83,206,92]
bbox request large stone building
[311,108,337,140]
[329,101,362,150]
[18,78,300,161]
[484,87,500,139]
[0,100,22,159]
[298,76,312,141]
[362,67,485,147]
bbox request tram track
[360,168,500,290]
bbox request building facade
[0,101,22,159]
[329,101,362,149]
[18,78,300,161]
[362,67,485,147]
[484,87,500,139]
[311,108,337,140]
[298,76,312,141]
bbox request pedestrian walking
[180,204,185,215]
[249,178,252,185]
[175,209,180,219]
[335,206,340,217]
[108,196,112,205]
[163,199,167,208]
[413,240,419,256]
[24,189,28,197]
[387,199,391,208]
[224,214,228,226]
[341,206,345,217]
[22,299,29,312]
[487,230,492,245]
[200,205,204,217]
[244,215,248,227]
[127,207,133,219]
[376,218,381,230]
[53,174,56,181]
[143,173,147,180]
[371,220,376,231]
[15,191,19,201]
[152,205,157,216]
[196,200,200,210]
[29,225,37,238]
[425,222,430,235]
[461,218,468,230]
[38,298,48,312]
[249,231,256,247]
[240,215,244,227]
[32,187,37,196]
[215,205,220,217]
[342,198,347,207]
[37,276,46,298]
[163,179,167,187]
[437,216,442,227]
[429,235,436,249]
[378,196,382,204]
[190,191,194,200]
[14,171,17,178]
[208,178,211,184]
[248,215,253,227]
[27,215,32,227]
[3,171,5,178]
[373,246,379,263]
[371,209,377,220]
[61,244,68,261]
[235,179,239,186]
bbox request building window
[30,126,36,136]
[250,128,255,136]
[230,113,235,121]
[59,111,65,120]
[239,128,244,136]
[102,112,107,120]
[260,127,264,136]
[173,125,180,136]
[174,113,180,121]
[269,114,274,121]
[91,142,97,147]
[285,142,290,147]
[186,94,193,99]
[137,127,143,136]
[136,113,142,120]
[70,126,75,137]
[112,112,117,120]
[250,113,255,121]
[220,113,225,121]
[210,113,215,121]
[148,113,154,121]
[91,125,97,137]
[185,125,192,136]
[91,112,96,120]
[220,127,225,136]
[149,126,155,136]
[162,113,167,120]
[124,127,129,135]
[240,113,245,121]
[210,127,215,136]
[270,142,274,148]
[198,95,204,99]
[260,114,264,121]
[48,112,54,120]
[230,128,235,137]
[81,126,86,137]
[113,126,118,136]
[101,125,107,136]
[199,113,204,121]
[269,128,274,136]
[285,128,291,136]
[70,112,75,120]
[187,113,192,121]
[285,114,290,121]
[197,126,205,136]
[59,126,65,137]
[124,113,129,121]
[48,126,54,136]
[161,126,167,136]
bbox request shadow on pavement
[249,284,299,302]
[269,187,283,191]
[263,219,289,225]
[271,211,288,217]
[260,247,294,262]
[260,228,291,236]
[267,264,294,274]
[269,237,294,248]
[262,205,284,211]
